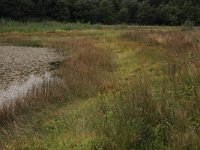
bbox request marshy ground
[0,22,200,149]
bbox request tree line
[0,0,200,25]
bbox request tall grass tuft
[90,76,169,149]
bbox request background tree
[0,0,200,25]
[98,0,115,24]
[136,1,156,25]
[73,0,99,23]
[121,0,139,23]
[47,0,70,21]
[118,7,129,23]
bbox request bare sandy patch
[0,46,66,103]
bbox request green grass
[1,22,200,149]
[0,21,102,33]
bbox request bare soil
[0,46,66,90]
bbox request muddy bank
[0,46,66,104]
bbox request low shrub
[182,20,195,31]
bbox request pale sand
[0,46,66,104]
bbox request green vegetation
[1,0,200,25]
[0,21,101,33]
[0,23,200,149]
[182,20,195,30]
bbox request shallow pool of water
[0,72,54,107]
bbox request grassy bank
[0,21,103,33]
[0,22,200,149]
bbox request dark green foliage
[0,0,200,25]
[0,0,70,21]
[122,0,139,23]
[46,0,70,21]
[98,0,115,24]
[182,20,194,30]
[118,7,129,23]
[136,1,156,25]
[73,0,99,23]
